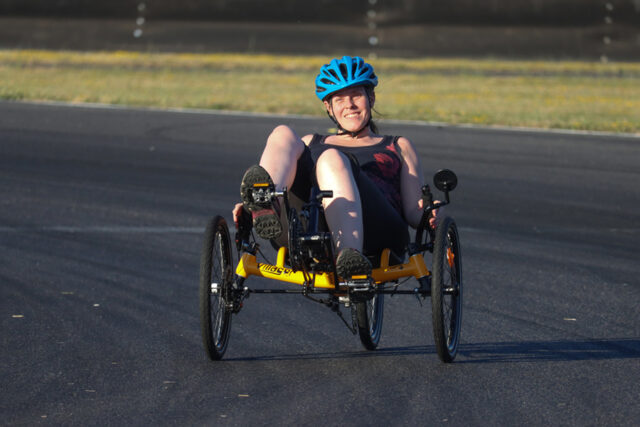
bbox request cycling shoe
[240,165,282,239]
[336,248,372,279]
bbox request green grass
[1,49,639,133]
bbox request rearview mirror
[434,169,457,193]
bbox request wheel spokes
[443,236,459,349]
[210,232,228,345]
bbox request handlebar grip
[422,184,434,207]
[316,190,333,200]
[414,185,436,247]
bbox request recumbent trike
[199,169,462,362]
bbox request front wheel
[431,216,462,363]
[356,291,384,350]
[199,216,233,360]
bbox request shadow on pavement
[458,338,640,364]
[223,338,640,363]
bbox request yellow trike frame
[236,246,431,290]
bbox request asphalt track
[1,101,639,425]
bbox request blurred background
[1,0,639,60]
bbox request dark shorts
[286,145,409,260]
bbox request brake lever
[422,184,434,208]
[414,185,433,247]
[414,185,448,249]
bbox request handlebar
[413,185,449,250]
[316,190,333,201]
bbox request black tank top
[308,134,404,216]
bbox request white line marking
[0,226,204,233]
[459,226,640,234]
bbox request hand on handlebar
[418,198,441,229]
[232,202,244,228]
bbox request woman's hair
[365,86,380,134]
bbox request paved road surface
[1,102,639,425]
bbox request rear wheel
[356,291,384,350]
[431,216,462,363]
[199,216,233,360]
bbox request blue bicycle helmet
[315,56,378,101]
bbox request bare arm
[397,137,438,229]
[397,137,424,228]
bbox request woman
[233,56,437,279]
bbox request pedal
[250,186,274,204]
[342,276,373,291]
[344,278,375,304]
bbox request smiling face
[324,86,375,134]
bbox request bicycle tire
[356,291,384,350]
[199,215,233,360]
[431,216,462,363]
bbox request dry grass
[2,49,638,133]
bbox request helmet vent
[327,69,340,80]
[338,63,348,79]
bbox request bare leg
[259,125,305,191]
[315,148,363,252]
